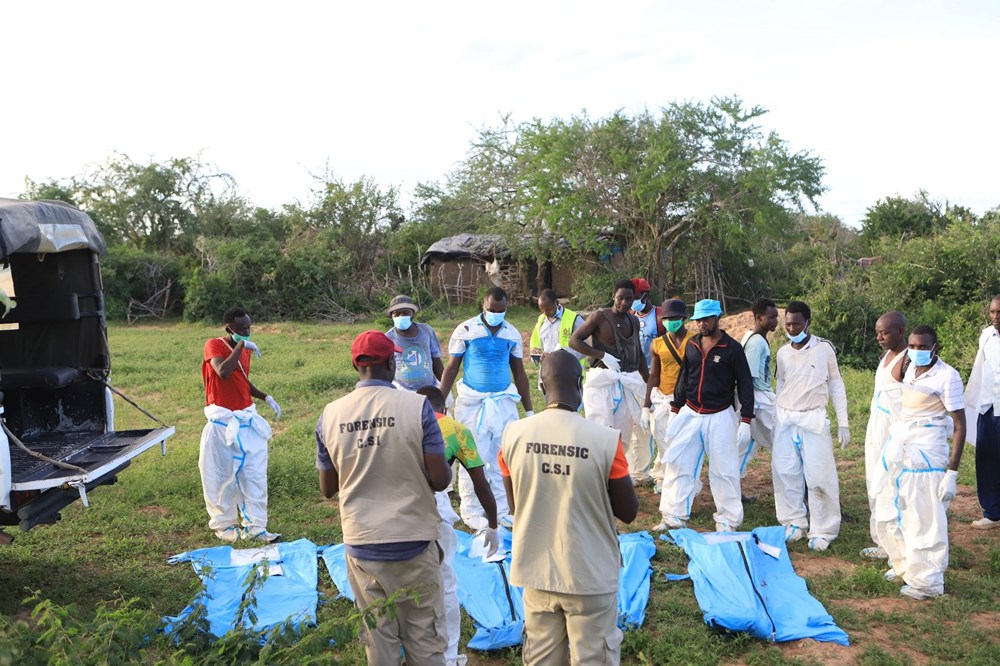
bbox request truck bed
[4,426,174,531]
[10,428,174,487]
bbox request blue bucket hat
[690,299,723,320]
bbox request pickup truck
[0,198,174,543]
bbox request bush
[570,270,629,311]
[804,216,1000,372]
[800,259,882,367]
[101,246,187,321]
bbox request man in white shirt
[962,295,1000,530]
[772,300,850,551]
[528,289,586,385]
[876,325,966,599]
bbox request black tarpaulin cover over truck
[0,198,105,261]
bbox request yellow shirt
[651,331,695,395]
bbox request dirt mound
[687,308,784,339]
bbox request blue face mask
[786,329,807,344]
[392,315,412,331]
[908,348,934,366]
[631,299,644,312]
[483,310,506,327]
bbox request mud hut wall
[550,264,577,298]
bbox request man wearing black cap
[643,298,694,493]
[316,330,453,665]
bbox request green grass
[2,305,999,664]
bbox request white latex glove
[640,407,651,431]
[265,395,282,419]
[243,340,261,358]
[524,410,535,418]
[481,527,500,557]
[600,352,621,373]
[736,422,752,449]
[837,426,851,449]
[938,469,958,503]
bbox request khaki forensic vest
[501,408,622,595]
[321,385,439,545]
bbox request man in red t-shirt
[200,306,282,543]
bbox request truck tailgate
[10,427,174,490]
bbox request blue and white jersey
[448,314,523,393]
[634,306,659,365]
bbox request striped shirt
[901,359,964,419]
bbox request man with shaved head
[862,311,908,559]
[499,350,638,665]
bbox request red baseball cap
[351,330,402,367]
[632,277,650,294]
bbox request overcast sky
[4,1,997,226]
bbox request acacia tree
[70,153,237,252]
[420,97,826,304]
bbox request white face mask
[786,329,808,344]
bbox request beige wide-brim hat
[385,295,420,316]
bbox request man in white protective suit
[655,298,755,532]
[569,278,650,483]
[875,325,966,600]
[439,286,534,531]
[737,297,779,492]
[200,306,282,543]
[643,298,695,494]
[772,300,849,551]
[861,311,907,560]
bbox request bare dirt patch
[740,461,775,502]
[836,596,912,616]
[772,611,931,666]
[947,485,982,522]
[775,637,859,664]
[964,612,1000,644]
[137,505,171,518]
[946,485,992,554]
[788,552,855,579]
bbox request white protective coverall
[864,352,905,546]
[657,405,742,529]
[199,404,273,534]
[583,366,651,482]
[453,380,519,530]
[736,389,776,479]
[875,359,964,598]
[876,418,952,596]
[737,331,776,479]
[649,387,673,483]
[435,492,463,665]
[772,336,849,543]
